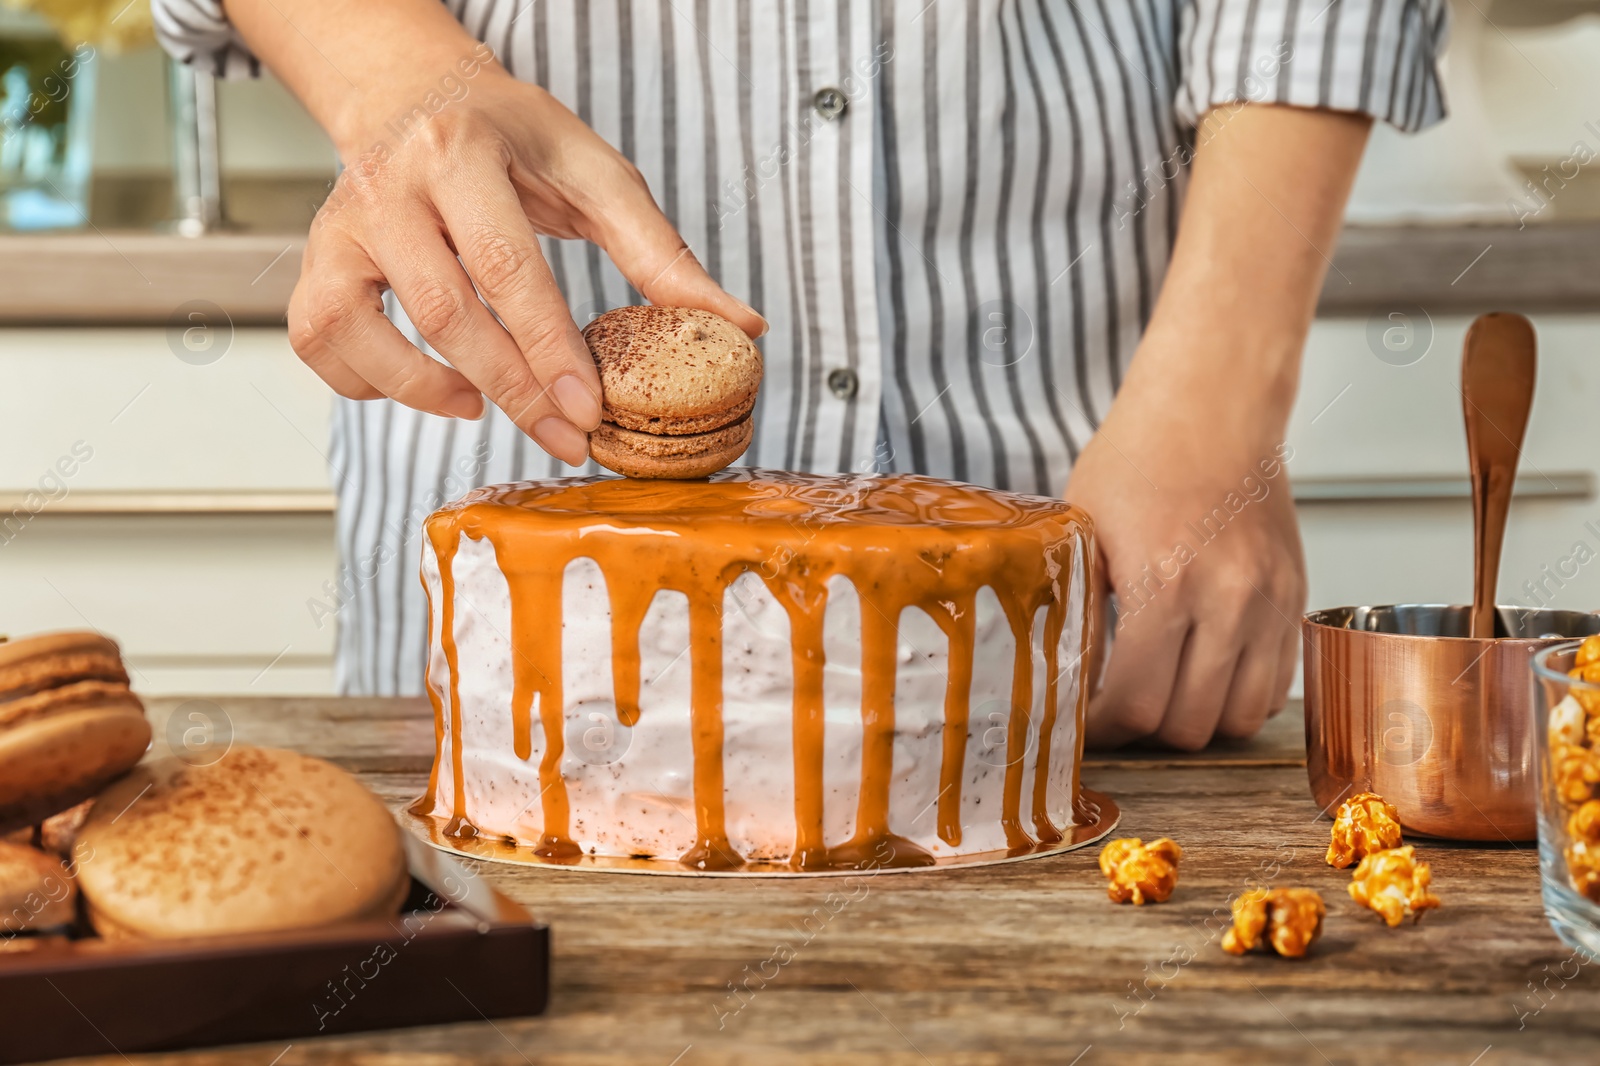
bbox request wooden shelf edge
[2,221,1600,327]
[0,231,304,326]
[1320,221,1600,314]
[0,490,336,515]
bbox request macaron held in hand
[583,306,763,479]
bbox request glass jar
[1533,639,1600,955]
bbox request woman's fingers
[288,242,483,418]
[1270,606,1301,716]
[1215,610,1284,741]
[586,158,767,338]
[1155,625,1236,751]
[371,223,588,466]
[1085,595,1186,748]
[436,160,604,432]
[288,81,761,470]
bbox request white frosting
[421,531,1087,862]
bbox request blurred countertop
[0,220,1598,327]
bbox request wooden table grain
[49,697,1600,1066]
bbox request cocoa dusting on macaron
[582,306,762,479]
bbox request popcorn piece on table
[1220,888,1271,955]
[1566,800,1600,903]
[1347,845,1442,927]
[1098,837,1182,905]
[1553,744,1600,808]
[1221,887,1325,959]
[1325,791,1404,869]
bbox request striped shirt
[155,0,1448,696]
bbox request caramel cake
[411,469,1112,873]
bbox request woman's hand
[225,0,761,466]
[1069,102,1372,748]
[1068,382,1305,749]
[289,71,763,465]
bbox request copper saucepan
[1303,604,1600,842]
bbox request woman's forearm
[1118,103,1373,446]
[223,0,504,158]
[1073,103,1372,748]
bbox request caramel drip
[824,596,936,870]
[1069,537,1101,827]
[424,521,473,839]
[679,589,744,871]
[410,572,446,819]
[607,583,652,728]
[1030,591,1069,846]
[998,598,1041,854]
[420,470,1091,872]
[768,575,830,869]
[505,562,581,862]
[930,596,976,847]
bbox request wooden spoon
[1461,312,1537,640]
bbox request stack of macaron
[0,631,149,833]
[0,630,409,948]
[584,306,763,479]
[0,841,76,949]
[0,631,148,948]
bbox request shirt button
[827,367,859,399]
[813,87,849,120]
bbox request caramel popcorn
[1219,888,1270,955]
[1347,845,1441,927]
[1551,694,1588,748]
[1575,635,1600,669]
[1563,802,1600,902]
[1568,639,1600,716]
[1570,665,1600,717]
[1325,791,1404,869]
[1574,686,1600,719]
[1553,744,1600,808]
[1098,837,1182,905]
[1567,841,1600,903]
[1571,799,1600,843]
[1221,887,1325,959]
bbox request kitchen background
[2,0,1599,694]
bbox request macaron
[583,305,762,479]
[38,800,93,858]
[0,632,150,834]
[0,840,76,934]
[76,747,408,939]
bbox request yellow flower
[4,0,155,53]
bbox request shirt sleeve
[151,0,260,79]
[1176,0,1450,133]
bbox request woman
[154,0,1446,747]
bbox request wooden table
[54,697,1600,1065]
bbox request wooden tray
[0,833,548,1063]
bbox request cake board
[403,787,1119,877]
